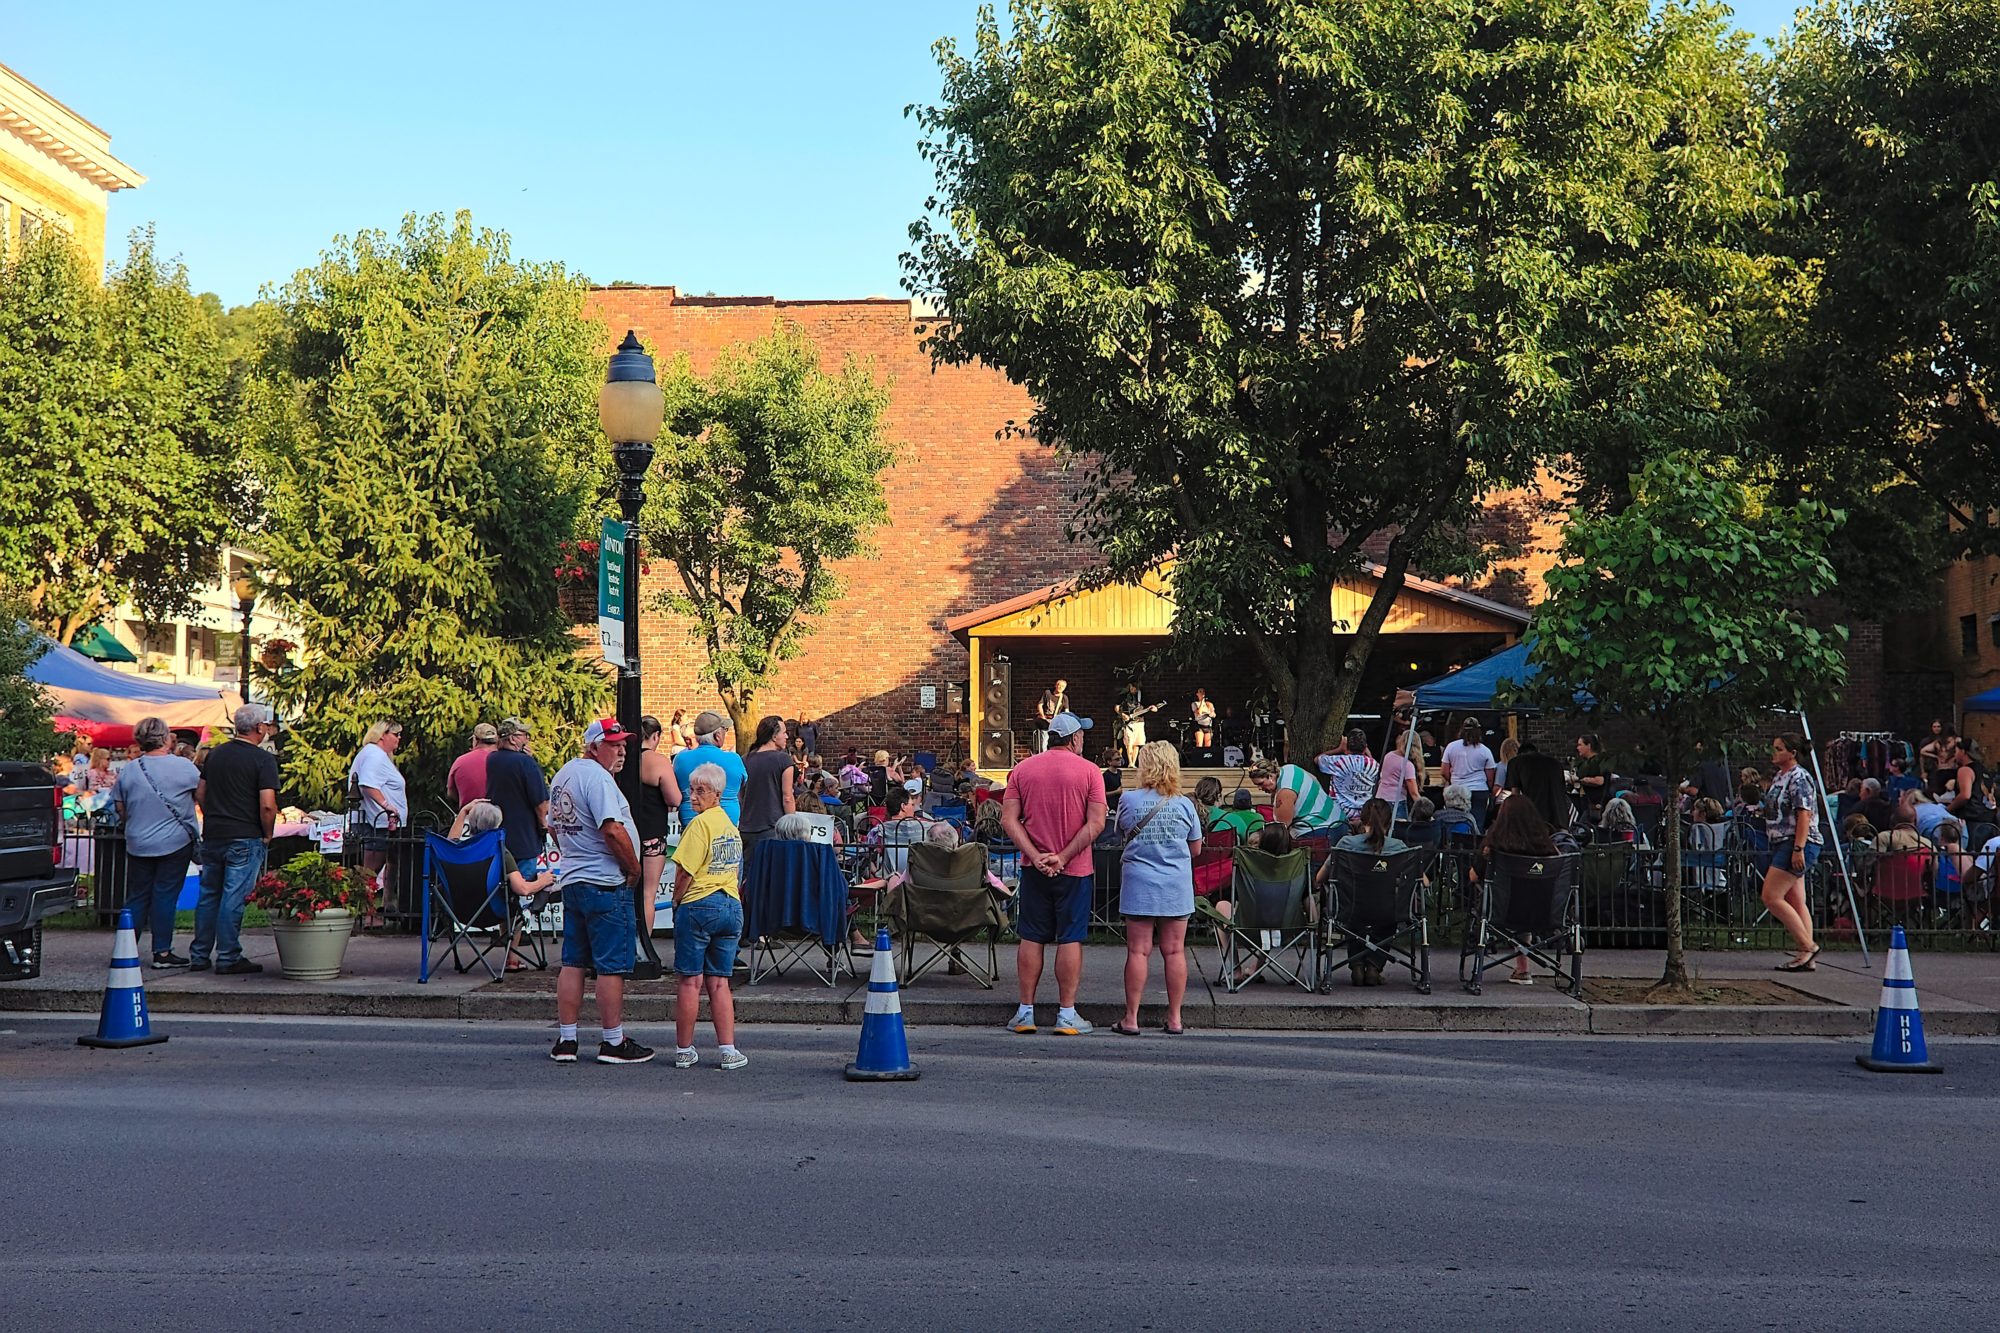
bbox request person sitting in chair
[1435,785,1480,841]
[1473,792,1561,985]
[1326,797,1412,987]
[448,799,558,972]
[1212,787,1267,841]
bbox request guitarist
[1034,678,1070,754]
[1116,682,1160,768]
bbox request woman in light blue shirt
[1113,742,1202,1036]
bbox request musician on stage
[1034,678,1070,754]
[1115,682,1155,768]
[1191,688,1216,752]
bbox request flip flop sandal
[1161,1023,1185,1035]
[1110,1022,1144,1036]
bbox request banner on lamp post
[598,518,628,669]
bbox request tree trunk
[1658,742,1690,993]
[720,688,757,757]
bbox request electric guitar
[1117,701,1165,726]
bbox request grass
[43,906,273,931]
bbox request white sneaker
[1008,1005,1036,1034]
[1053,1011,1093,1036]
[719,1047,748,1071]
[673,1047,699,1069]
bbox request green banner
[598,517,627,668]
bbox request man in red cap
[545,717,653,1065]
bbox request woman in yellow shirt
[671,763,747,1069]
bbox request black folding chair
[1320,847,1435,992]
[1461,851,1582,995]
[1194,846,1317,991]
[892,842,1005,987]
[420,829,543,982]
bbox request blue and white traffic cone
[845,925,918,1081]
[1855,925,1939,1074]
[78,909,168,1050]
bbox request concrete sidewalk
[10,926,1999,1036]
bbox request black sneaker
[596,1037,655,1065]
[549,1038,579,1063]
[151,951,191,969]
[188,959,212,972]
[214,959,264,975]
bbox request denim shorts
[1765,840,1822,878]
[1017,867,1092,945]
[560,882,636,976]
[673,893,743,977]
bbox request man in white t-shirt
[1441,720,1497,827]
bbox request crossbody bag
[133,755,203,864]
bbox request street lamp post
[231,572,256,707]
[599,330,665,977]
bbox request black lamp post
[231,573,256,707]
[599,330,665,977]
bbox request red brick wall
[585,287,1074,758]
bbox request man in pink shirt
[1001,711,1108,1035]
[446,722,499,808]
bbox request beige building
[0,60,144,274]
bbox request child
[671,763,747,1070]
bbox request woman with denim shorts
[672,762,748,1069]
[1762,733,1824,972]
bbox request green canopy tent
[69,624,138,664]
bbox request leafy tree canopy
[0,604,59,763]
[252,212,611,810]
[0,227,240,644]
[908,0,1792,752]
[643,321,895,747]
[1764,0,2000,581]
[1520,453,1849,987]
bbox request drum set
[1165,712,1285,766]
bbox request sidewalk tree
[1520,454,1848,994]
[642,321,894,750]
[251,212,610,808]
[0,605,59,762]
[907,0,1789,753]
[0,227,238,644]
[1766,0,2000,569]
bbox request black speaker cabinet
[980,660,1012,729]
[978,727,1015,768]
[945,682,965,715]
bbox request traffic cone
[1855,925,1939,1074]
[845,925,918,1081]
[78,910,168,1050]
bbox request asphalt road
[0,1016,1989,1330]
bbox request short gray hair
[1442,783,1471,812]
[688,761,727,795]
[133,716,172,752]
[232,704,273,736]
[924,821,961,849]
[1861,778,1882,795]
[1601,798,1637,832]
[693,710,729,744]
[458,800,502,836]
[773,812,815,840]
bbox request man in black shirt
[486,717,551,869]
[1034,679,1069,754]
[192,705,280,974]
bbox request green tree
[1521,455,1849,992]
[0,604,59,763]
[643,321,895,748]
[0,227,239,644]
[252,212,611,810]
[1765,0,2000,568]
[907,0,1789,752]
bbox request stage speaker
[945,682,965,715]
[978,727,1015,768]
[980,660,1012,729]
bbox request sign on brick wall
[598,517,627,669]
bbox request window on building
[1962,614,1978,658]
[0,198,11,248]
[18,210,41,244]
[1990,616,2000,650]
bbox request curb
[9,985,1997,1037]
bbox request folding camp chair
[1191,827,1236,900]
[1194,846,1317,992]
[744,839,854,985]
[891,842,1005,986]
[1461,851,1581,995]
[1320,847,1435,992]
[420,828,542,982]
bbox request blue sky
[9,1,1804,306]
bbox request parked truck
[0,762,81,981]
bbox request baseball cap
[582,717,633,746]
[498,716,532,738]
[1048,711,1093,739]
[472,722,499,743]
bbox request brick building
[585,285,1070,758]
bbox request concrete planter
[269,910,357,981]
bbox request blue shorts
[673,893,743,977]
[1017,866,1092,945]
[1762,840,1822,877]
[560,882,636,976]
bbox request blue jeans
[673,893,743,976]
[125,842,194,956]
[193,838,266,966]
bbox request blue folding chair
[421,829,543,982]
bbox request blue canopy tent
[25,635,240,730]
[1963,684,2000,713]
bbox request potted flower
[251,852,375,981]
[258,637,297,672]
